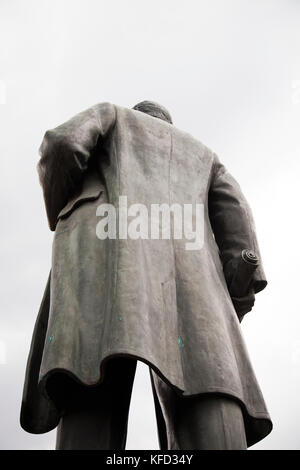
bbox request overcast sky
[0,0,299,450]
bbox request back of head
[132,100,173,125]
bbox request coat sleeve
[208,153,267,296]
[37,102,116,231]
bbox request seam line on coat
[107,109,120,353]
[168,129,184,387]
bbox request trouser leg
[55,357,137,450]
[150,369,247,450]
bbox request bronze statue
[20,100,272,449]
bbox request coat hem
[36,349,272,447]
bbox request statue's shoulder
[171,125,216,164]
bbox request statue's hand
[231,288,255,322]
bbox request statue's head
[132,100,173,125]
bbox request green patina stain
[119,316,123,321]
[48,335,54,344]
[178,336,184,348]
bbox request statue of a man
[20,101,272,449]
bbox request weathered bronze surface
[20,101,272,449]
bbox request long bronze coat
[20,103,272,446]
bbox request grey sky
[0,0,299,449]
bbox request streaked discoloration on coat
[20,104,272,446]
